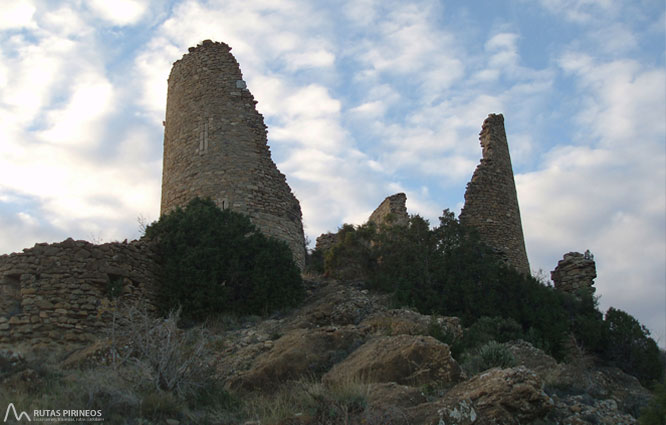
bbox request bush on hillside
[462,341,517,376]
[325,211,575,358]
[145,198,304,319]
[324,223,378,280]
[323,211,663,385]
[603,308,663,387]
[639,383,666,425]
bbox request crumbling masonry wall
[0,238,158,347]
[160,40,305,268]
[551,251,596,296]
[367,193,409,227]
[315,193,409,254]
[459,114,530,275]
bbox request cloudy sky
[0,0,664,345]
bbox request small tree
[604,307,663,387]
[145,198,304,319]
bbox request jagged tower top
[459,113,530,274]
[160,40,306,268]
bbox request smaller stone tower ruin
[459,114,530,275]
[315,193,409,255]
[551,251,597,296]
[160,40,305,268]
[368,193,409,227]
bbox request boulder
[506,339,560,377]
[323,334,461,387]
[361,309,462,339]
[366,382,427,409]
[546,363,652,418]
[547,394,639,424]
[286,280,385,329]
[226,326,365,392]
[415,366,553,425]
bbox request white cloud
[1,34,76,126]
[349,101,386,118]
[355,2,464,91]
[133,37,180,119]
[343,0,379,27]
[537,0,618,23]
[86,0,149,26]
[284,48,335,70]
[0,0,36,30]
[40,5,92,37]
[519,52,666,345]
[37,72,114,147]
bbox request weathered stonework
[459,114,530,275]
[551,251,596,296]
[160,40,305,269]
[315,193,409,254]
[314,232,339,255]
[0,238,158,347]
[367,193,409,227]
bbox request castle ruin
[459,114,530,275]
[160,40,306,269]
[0,42,537,349]
[551,251,597,296]
[0,239,158,347]
[367,193,409,227]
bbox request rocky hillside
[1,275,654,425]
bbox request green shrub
[603,308,663,387]
[326,211,574,358]
[306,247,325,274]
[462,341,517,375]
[324,223,378,280]
[145,198,304,319]
[324,210,662,384]
[639,383,666,425]
[457,316,524,354]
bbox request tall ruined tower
[459,114,530,275]
[160,40,305,269]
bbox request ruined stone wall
[459,114,530,275]
[551,251,596,296]
[160,40,305,268]
[0,238,158,347]
[315,193,409,254]
[367,193,409,227]
[315,232,340,255]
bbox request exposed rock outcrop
[226,326,365,392]
[361,309,462,339]
[415,366,553,425]
[323,334,462,387]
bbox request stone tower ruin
[551,251,597,297]
[160,40,306,268]
[459,114,530,275]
